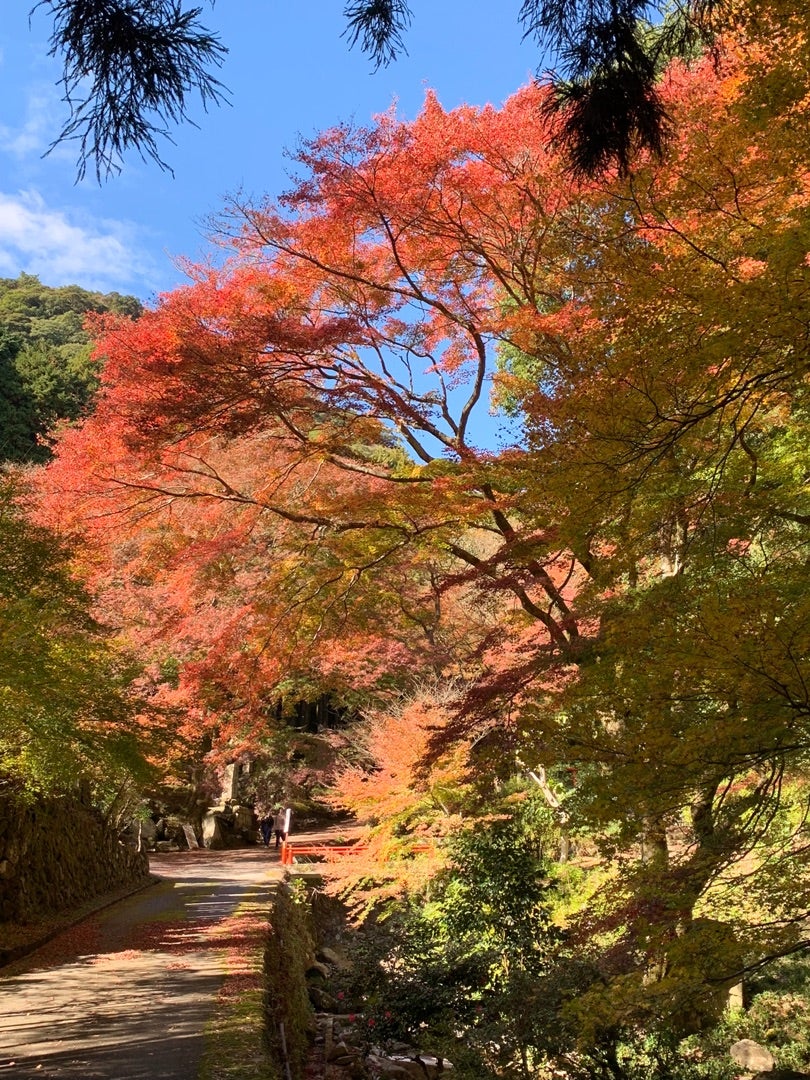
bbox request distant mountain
[0,274,142,464]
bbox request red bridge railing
[280,842,363,866]
[280,841,433,866]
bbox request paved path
[0,847,284,1079]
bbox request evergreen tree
[34,0,726,180]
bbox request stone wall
[0,793,149,924]
[265,882,315,1080]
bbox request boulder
[328,1040,361,1064]
[201,813,225,850]
[731,1039,775,1072]
[386,1041,419,1056]
[365,1055,412,1079]
[317,945,351,969]
[381,1057,453,1080]
[164,815,186,841]
[233,805,255,836]
[330,1041,367,1067]
[413,1056,453,1078]
[727,980,744,1010]
[181,824,199,849]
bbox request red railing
[280,841,433,866]
[280,842,364,866]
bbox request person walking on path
[259,815,273,846]
[273,807,290,849]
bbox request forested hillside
[0,274,141,463]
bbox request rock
[414,1056,453,1078]
[334,1053,362,1067]
[181,824,199,849]
[381,1057,453,1080]
[320,1015,335,1061]
[201,813,224,850]
[333,1018,363,1045]
[309,986,340,1011]
[317,945,351,969]
[753,1073,810,1080]
[387,1042,417,1055]
[328,1040,364,1067]
[233,804,255,837]
[306,961,331,980]
[164,815,185,841]
[341,1029,366,1048]
[199,803,257,848]
[365,1055,412,1079]
[221,763,240,802]
[727,981,744,1011]
[731,1039,775,1072]
[0,791,149,924]
[389,1060,429,1080]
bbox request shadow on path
[0,847,284,1079]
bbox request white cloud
[0,82,69,162]
[0,190,156,294]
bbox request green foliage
[571,954,810,1080]
[239,727,345,816]
[435,815,553,944]
[0,273,141,333]
[0,328,40,463]
[494,296,554,417]
[23,15,810,1066]
[660,957,810,1080]
[0,274,141,463]
[338,806,564,1077]
[331,801,810,1079]
[736,954,810,1071]
[0,474,147,795]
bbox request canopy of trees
[35,0,810,1064]
[0,474,147,798]
[0,275,146,802]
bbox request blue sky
[0,3,542,304]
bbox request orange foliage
[34,10,810,846]
[323,679,476,904]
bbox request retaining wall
[0,793,149,924]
